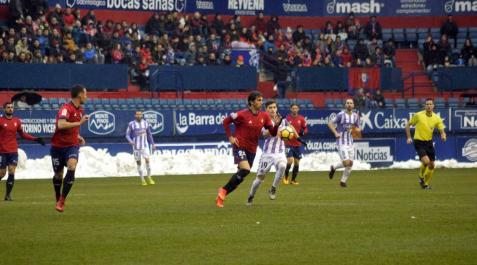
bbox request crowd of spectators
[1,4,398,88]
[423,15,477,72]
[353,88,386,110]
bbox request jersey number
[258,161,268,170]
[238,150,246,160]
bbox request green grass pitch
[1,168,476,265]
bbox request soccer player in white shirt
[126,111,156,186]
[247,100,292,205]
[327,99,361,187]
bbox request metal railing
[401,71,434,97]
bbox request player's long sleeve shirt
[0,116,37,153]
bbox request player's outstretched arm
[57,115,89,130]
[17,120,44,145]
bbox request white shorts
[338,145,354,162]
[257,153,287,176]
[133,148,150,161]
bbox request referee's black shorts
[413,140,436,161]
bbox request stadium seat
[407,98,420,108]
[334,98,344,108]
[447,97,460,108]
[457,38,466,49]
[325,99,334,108]
[393,28,406,43]
[457,29,468,39]
[417,28,429,40]
[384,98,394,108]
[382,28,393,41]
[59,98,68,104]
[48,98,59,105]
[395,99,406,108]
[429,28,440,39]
[434,97,446,108]
[469,27,477,38]
[405,28,418,43]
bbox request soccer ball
[279,126,296,141]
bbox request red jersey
[0,116,37,153]
[286,114,308,147]
[223,109,275,153]
[51,102,84,148]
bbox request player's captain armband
[230,112,238,119]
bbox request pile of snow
[390,159,477,169]
[13,147,476,180]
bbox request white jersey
[332,110,360,147]
[261,119,288,155]
[126,119,154,150]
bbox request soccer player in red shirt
[0,102,45,200]
[51,85,89,212]
[216,91,279,208]
[283,103,308,185]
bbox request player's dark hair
[265,100,276,108]
[71,84,86,98]
[3,101,13,108]
[247,91,262,106]
[425,98,434,103]
[290,103,298,108]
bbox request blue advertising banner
[15,109,174,137]
[149,65,257,91]
[300,108,452,135]
[359,108,451,133]
[173,110,231,135]
[456,136,477,162]
[452,109,477,132]
[10,0,477,16]
[323,0,437,17]
[0,63,128,90]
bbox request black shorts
[0,153,18,168]
[413,140,435,161]
[233,147,256,167]
[50,146,80,173]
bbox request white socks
[272,163,286,188]
[137,164,144,181]
[249,178,263,197]
[341,167,352,183]
[146,163,151,178]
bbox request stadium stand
[0,4,476,109]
